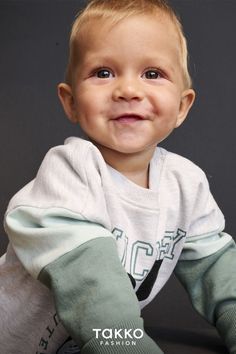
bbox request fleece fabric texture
[2,137,236,354]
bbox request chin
[92,139,154,155]
[113,145,151,155]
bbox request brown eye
[143,70,162,79]
[96,69,113,78]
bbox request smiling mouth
[113,114,145,123]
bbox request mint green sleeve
[39,236,163,354]
[5,207,162,353]
[174,238,236,353]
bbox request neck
[95,144,156,189]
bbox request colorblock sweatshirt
[3,137,236,353]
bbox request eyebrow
[86,53,174,66]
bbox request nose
[112,77,144,102]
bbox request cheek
[74,89,105,117]
[151,90,181,118]
[73,94,106,133]
[73,96,92,121]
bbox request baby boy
[2,0,236,353]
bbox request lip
[112,113,146,123]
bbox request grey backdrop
[0,1,235,352]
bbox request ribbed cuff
[216,306,236,354]
[81,319,163,354]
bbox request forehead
[80,13,180,49]
[76,13,182,62]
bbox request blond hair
[65,0,192,88]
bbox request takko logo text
[92,328,144,346]
[93,328,143,339]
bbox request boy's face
[59,13,195,158]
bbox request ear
[57,83,78,123]
[175,89,196,128]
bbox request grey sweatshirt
[2,137,236,353]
